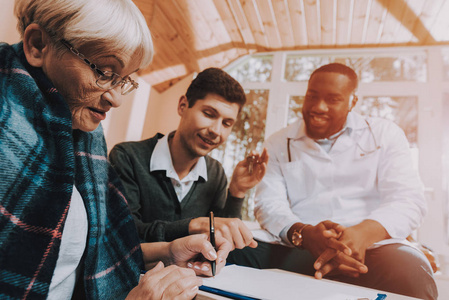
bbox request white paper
[201,265,417,300]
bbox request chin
[305,128,323,139]
[72,122,100,132]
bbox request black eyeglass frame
[60,39,139,95]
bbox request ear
[22,23,52,68]
[349,95,358,111]
[178,95,189,116]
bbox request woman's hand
[126,261,201,300]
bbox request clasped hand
[302,221,369,279]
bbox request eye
[203,110,214,118]
[327,97,342,104]
[223,121,233,128]
[305,94,318,101]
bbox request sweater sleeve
[109,143,192,242]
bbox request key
[247,155,256,175]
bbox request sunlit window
[357,96,418,147]
[443,94,449,244]
[288,96,304,125]
[442,48,449,81]
[210,89,269,219]
[284,54,427,83]
[227,55,273,83]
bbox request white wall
[1,0,20,44]
[141,73,195,139]
[104,78,152,152]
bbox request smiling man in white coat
[228,63,437,300]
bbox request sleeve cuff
[163,218,193,241]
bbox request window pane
[288,96,305,125]
[210,89,269,220]
[357,96,418,147]
[284,56,332,81]
[443,93,449,244]
[227,55,273,82]
[442,48,449,81]
[284,55,427,83]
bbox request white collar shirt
[150,134,208,203]
[254,112,427,246]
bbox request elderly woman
[0,0,230,299]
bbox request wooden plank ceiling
[134,0,449,93]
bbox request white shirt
[254,112,427,246]
[47,185,88,300]
[150,134,208,202]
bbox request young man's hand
[168,233,232,276]
[189,217,258,250]
[228,148,269,198]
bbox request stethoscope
[287,119,381,162]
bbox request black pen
[209,211,216,276]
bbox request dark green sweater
[109,133,244,242]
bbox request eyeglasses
[60,40,138,95]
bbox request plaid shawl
[0,42,143,299]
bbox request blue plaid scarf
[0,42,143,299]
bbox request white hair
[14,0,153,69]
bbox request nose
[312,98,328,113]
[207,120,222,138]
[101,87,123,108]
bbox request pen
[209,211,216,276]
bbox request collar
[150,133,208,182]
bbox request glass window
[357,96,418,147]
[284,54,427,83]
[210,89,269,220]
[443,93,449,244]
[442,48,449,81]
[227,55,273,83]
[284,56,332,81]
[287,96,305,125]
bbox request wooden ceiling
[134,0,449,93]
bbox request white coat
[254,112,426,247]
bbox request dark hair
[185,68,246,110]
[310,63,358,92]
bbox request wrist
[288,223,311,249]
[188,217,207,234]
[228,182,246,198]
[141,242,171,267]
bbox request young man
[228,63,437,300]
[110,68,268,250]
